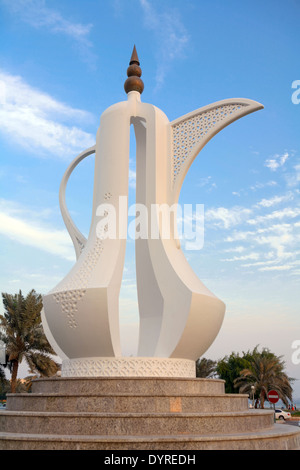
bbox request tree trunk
[260,390,266,409]
[10,360,19,393]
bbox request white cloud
[139,0,189,90]
[221,253,260,262]
[247,207,300,225]
[198,176,212,187]
[250,180,278,191]
[219,186,300,272]
[223,209,300,276]
[285,164,300,188]
[1,0,94,59]
[0,199,74,260]
[233,180,278,197]
[205,206,252,229]
[254,232,295,258]
[227,223,299,260]
[0,70,95,158]
[225,231,252,243]
[241,259,278,268]
[264,152,289,171]
[242,250,299,267]
[129,164,136,189]
[259,264,293,272]
[224,246,246,253]
[255,192,294,208]
[198,176,217,191]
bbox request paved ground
[282,419,300,427]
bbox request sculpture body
[42,48,263,376]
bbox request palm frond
[1,289,59,391]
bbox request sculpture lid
[124,45,144,95]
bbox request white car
[275,409,291,420]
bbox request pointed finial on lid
[130,45,140,65]
[124,45,144,94]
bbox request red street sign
[268,390,279,404]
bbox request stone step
[1,424,300,450]
[31,377,225,396]
[6,392,249,413]
[2,377,300,450]
[0,409,274,436]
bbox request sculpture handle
[59,145,96,259]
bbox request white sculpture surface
[42,47,263,377]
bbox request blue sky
[0,0,299,397]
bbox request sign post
[268,390,279,423]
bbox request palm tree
[234,350,293,408]
[0,289,59,393]
[196,357,217,378]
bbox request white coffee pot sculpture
[42,47,263,377]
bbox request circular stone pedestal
[2,376,300,450]
[61,357,196,378]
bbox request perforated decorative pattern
[172,103,247,183]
